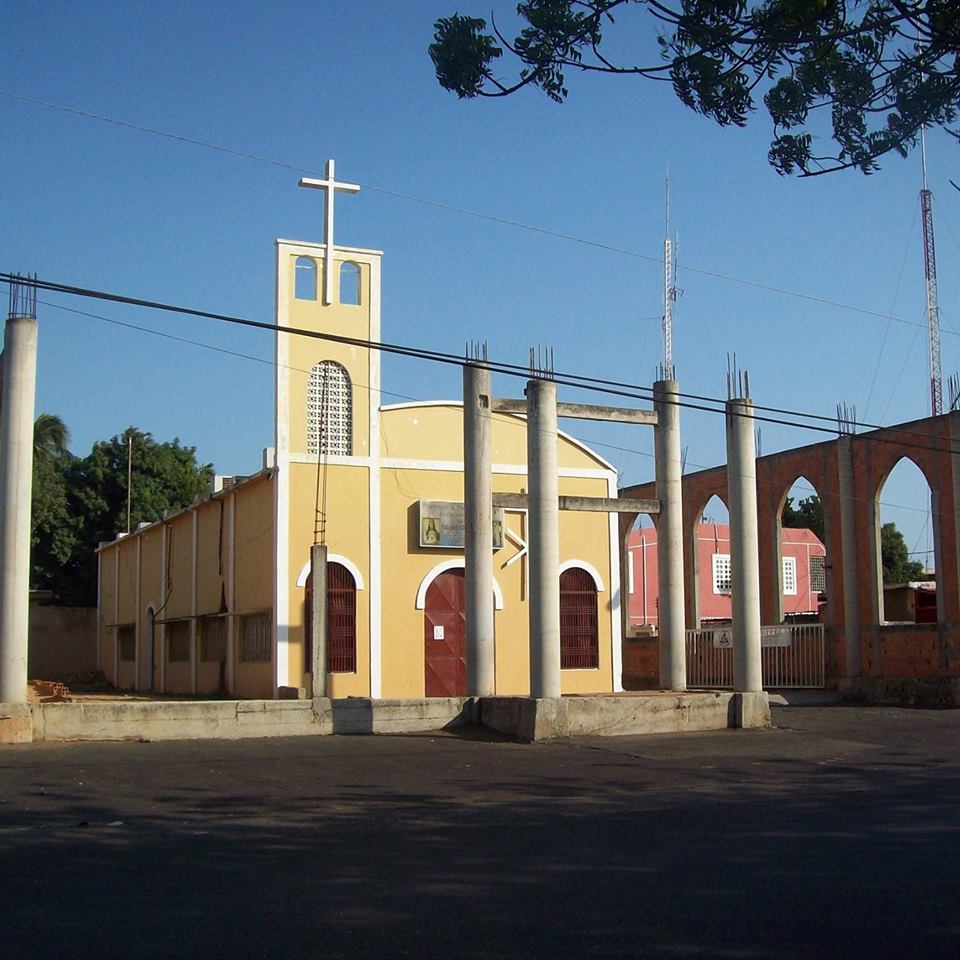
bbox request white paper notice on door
[433,625,445,640]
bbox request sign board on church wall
[418,500,505,550]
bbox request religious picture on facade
[422,517,441,544]
[418,500,504,549]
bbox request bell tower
[274,161,381,460]
[273,161,382,695]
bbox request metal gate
[685,623,825,689]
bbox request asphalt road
[2,704,959,959]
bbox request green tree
[780,493,824,541]
[30,424,214,605]
[33,412,71,464]
[880,521,925,584]
[31,415,78,594]
[430,1,960,176]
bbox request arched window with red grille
[560,567,599,669]
[305,561,357,674]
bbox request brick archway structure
[622,412,960,699]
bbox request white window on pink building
[782,557,798,595]
[712,554,731,594]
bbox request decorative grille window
[239,611,272,663]
[117,624,136,662]
[166,620,191,663]
[307,361,352,456]
[712,553,732,594]
[782,557,798,595]
[560,567,599,669]
[199,615,227,663]
[810,555,826,593]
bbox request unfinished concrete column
[464,363,495,696]
[654,379,686,690]
[527,377,560,699]
[0,312,38,704]
[310,543,328,698]
[726,396,763,693]
[837,437,861,677]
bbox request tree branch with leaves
[430,1,960,175]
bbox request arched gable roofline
[415,559,504,610]
[378,401,617,472]
[295,554,365,589]
[558,559,605,592]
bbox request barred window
[166,620,191,663]
[712,554,732,594]
[239,612,272,663]
[339,261,361,305]
[295,256,317,301]
[199,615,227,663]
[305,562,358,674]
[307,361,352,456]
[560,567,599,670]
[782,557,798,596]
[810,555,826,593]
[117,624,136,662]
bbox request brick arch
[872,455,938,625]
[770,473,825,624]
[687,492,729,628]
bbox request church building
[96,172,623,700]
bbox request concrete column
[527,377,560,699]
[463,364,495,696]
[726,397,763,693]
[0,315,38,704]
[310,543,328,698]
[654,380,686,690]
[837,437,861,677]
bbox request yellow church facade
[96,233,623,700]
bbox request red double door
[423,570,467,697]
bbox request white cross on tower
[298,159,360,305]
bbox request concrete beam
[492,397,657,425]
[492,493,659,514]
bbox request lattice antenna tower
[920,127,944,415]
[662,174,678,380]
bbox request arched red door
[424,569,467,697]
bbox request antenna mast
[920,128,943,415]
[662,174,677,379]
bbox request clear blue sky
[2,1,957,564]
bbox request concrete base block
[0,703,33,743]
[732,691,771,729]
[323,697,475,735]
[481,691,761,742]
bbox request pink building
[627,523,826,629]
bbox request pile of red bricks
[28,679,72,702]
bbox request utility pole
[662,174,677,380]
[920,128,943,416]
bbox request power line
[0,87,947,336]
[38,294,936,518]
[8,272,960,461]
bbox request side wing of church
[96,225,623,699]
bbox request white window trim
[712,553,731,595]
[782,556,798,596]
